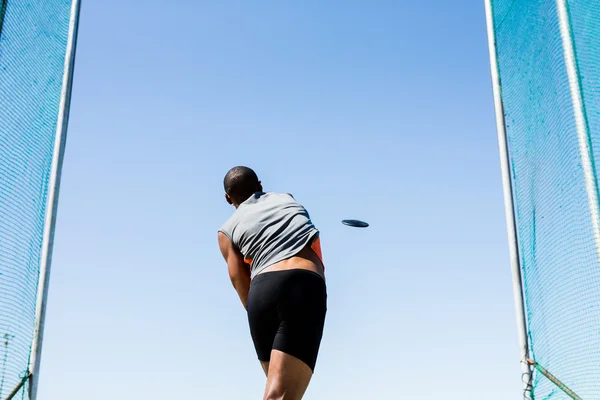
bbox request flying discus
[342,219,369,228]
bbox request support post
[484,0,533,397]
[27,1,82,399]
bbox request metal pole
[526,359,581,400]
[555,0,600,263]
[27,1,81,399]
[484,1,533,397]
[4,374,31,400]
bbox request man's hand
[218,232,251,309]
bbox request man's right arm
[218,232,251,309]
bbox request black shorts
[246,269,327,372]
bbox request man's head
[223,166,263,207]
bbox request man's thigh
[264,350,313,400]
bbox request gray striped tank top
[219,192,320,279]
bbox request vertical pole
[27,1,81,399]
[484,0,533,397]
[555,0,600,263]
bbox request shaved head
[223,166,262,205]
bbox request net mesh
[491,0,600,398]
[0,1,72,398]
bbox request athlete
[218,166,327,400]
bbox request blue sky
[38,1,522,398]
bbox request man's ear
[225,193,233,205]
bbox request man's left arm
[218,232,251,309]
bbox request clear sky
[37,1,523,398]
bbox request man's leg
[247,273,279,379]
[260,361,270,377]
[263,350,313,400]
[261,269,326,399]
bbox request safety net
[489,0,600,398]
[0,0,74,398]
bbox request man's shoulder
[264,192,297,202]
[219,210,240,238]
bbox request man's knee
[263,384,288,400]
[264,376,307,400]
